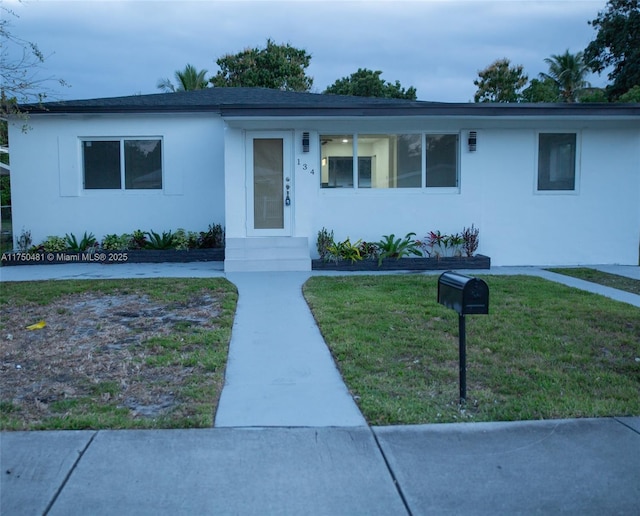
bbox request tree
[0,3,67,125]
[584,0,640,100]
[157,64,209,92]
[473,59,528,102]
[521,78,560,102]
[211,39,312,91]
[618,84,640,101]
[577,88,609,102]
[539,50,591,102]
[324,68,417,99]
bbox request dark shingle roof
[25,87,640,118]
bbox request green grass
[0,278,237,431]
[547,267,640,295]
[0,277,232,307]
[303,275,640,425]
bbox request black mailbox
[438,271,489,315]
[437,271,489,404]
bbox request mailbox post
[437,271,489,404]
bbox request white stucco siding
[312,125,640,265]
[9,113,225,245]
[223,126,246,239]
[480,127,639,265]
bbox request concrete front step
[224,237,311,272]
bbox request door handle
[285,182,291,206]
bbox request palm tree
[157,64,209,93]
[539,50,591,102]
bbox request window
[326,156,372,188]
[537,133,576,191]
[83,139,162,190]
[357,134,422,188]
[320,133,457,189]
[426,134,458,187]
[321,135,353,188]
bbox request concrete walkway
[216,272,365,426]
[1,263,639,514]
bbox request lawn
[303,274,640,425]
[547,267,640,295]
[0,278,237,431]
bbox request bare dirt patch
[1,291,225,429]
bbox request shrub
[376,233,422,265]
[145,230,174,250]
[39,236,67,253]
[65,232,97,252]
[173,229,189,250]
[101,233,131,251]
[462,224,480,257]
[199,223,224,248]
[358,241,379,260]
[130,230,148,250]
[327,237,362,263]
[424,227,479,257]
[316,227,334,261]
[425,230,463,257]
[445,233,465,257]
[173,228,200,250]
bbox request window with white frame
[83,138,162,190]
[426,134,458,187]
[320,133,457,189]
[537,133,576,191]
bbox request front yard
[303,274,640,425]
[2,272,638,430]
[0,278,237,430]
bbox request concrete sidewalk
[2,418,639,515]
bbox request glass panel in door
[253,138,284,229]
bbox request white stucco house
[8,88,640,271]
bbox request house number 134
[297,159,314,175]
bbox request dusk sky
[6,0,609,103]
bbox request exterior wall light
[468,131,477,152]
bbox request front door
[246,132,292,236]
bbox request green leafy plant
[376,233,422,265]
[39,235,67,253]
[187,231,200,249]
[65,232,97,252]
[426,230,445,257]
[145,230,175,250]
[327,237,363,263]
[130,230,148,250]
[172,228,190,250]
[426,229,473,257]
[198,223,224,249]
[172,228,200,250]
[462,224,480,257]
[101,233,131,251]
[445,233,465,257]
[316,227,334,261]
